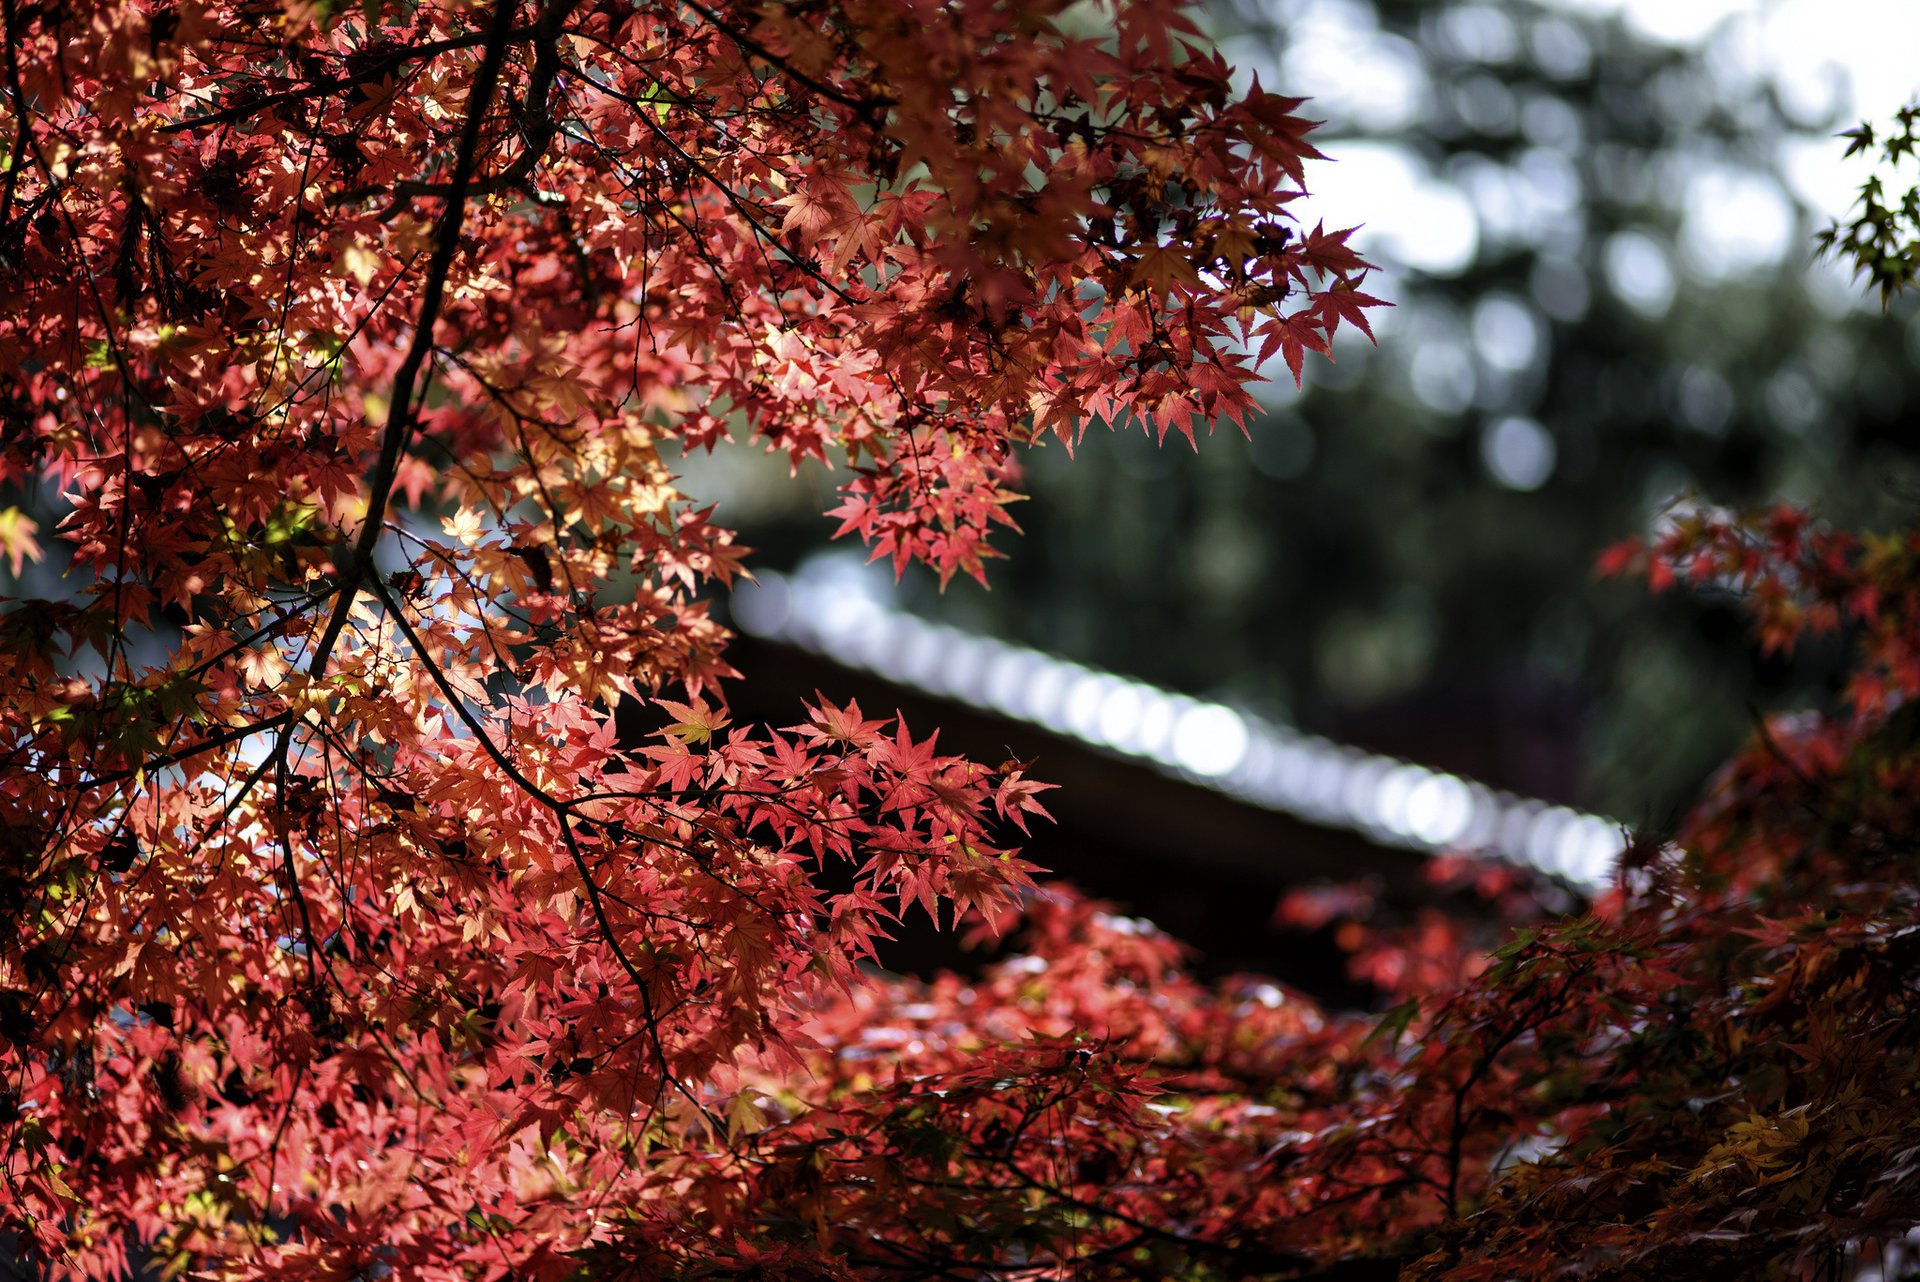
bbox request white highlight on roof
[732,560,1624,889]
[1171,703,1252,779]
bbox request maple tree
[0,0,1383,1275]
[6,0,1918,1276]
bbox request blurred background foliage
[685,0,1920,824]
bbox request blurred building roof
[722,557,1624,986]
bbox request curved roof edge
[730,567,1623,891]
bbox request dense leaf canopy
[0,0,1380,1274]
[3,0,1918,1280]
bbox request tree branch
[334,0,581,208]
[303,0,524,684]
[157,24,538,134]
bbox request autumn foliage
[1,0,1916,1278]
[0,0,1383,1274]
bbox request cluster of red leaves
[0,0,1380,586]
[0,0,1380,1276]
[1601,504,1920,719]
[1389,511,1920,1278]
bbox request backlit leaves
[0,0,1382,1273]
